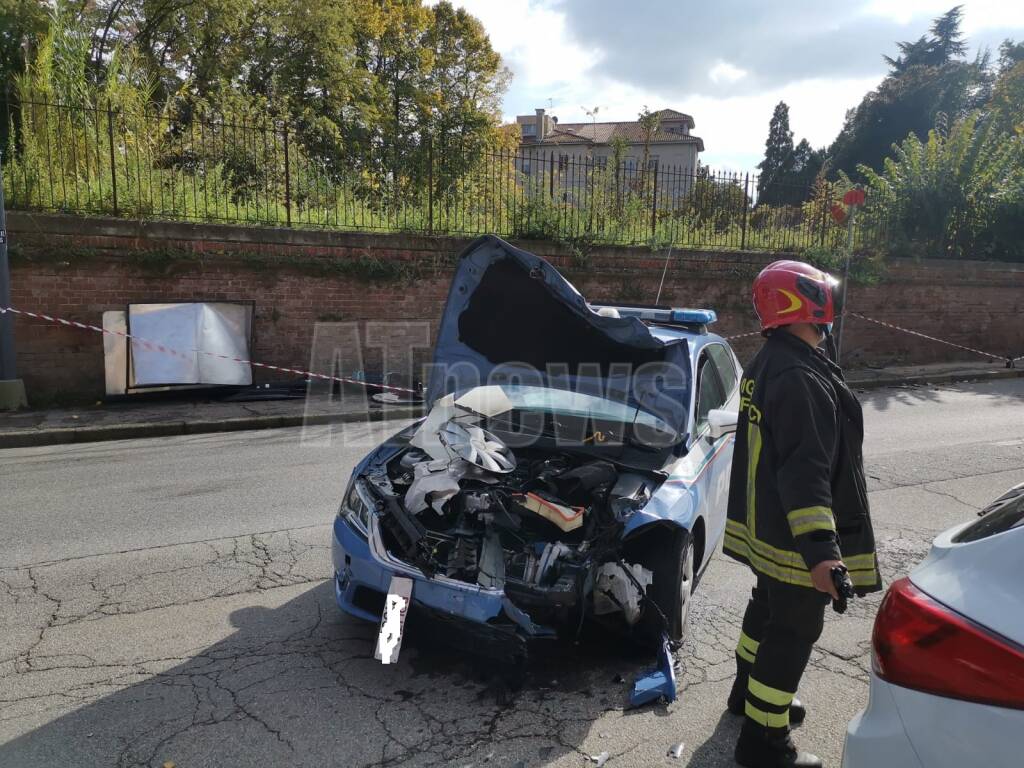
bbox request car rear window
[952,485,1024,543]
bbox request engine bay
[364,412,661,630]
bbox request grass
[3,100,884,257]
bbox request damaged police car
[332,236,741,701]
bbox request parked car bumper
[842,673,923,768]
[844,671,1024,768]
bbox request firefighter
[723,260,881,768]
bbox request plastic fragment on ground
[588,751,609,767]
[629,633,678,707]
[668,742,685,758]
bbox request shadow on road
[1,580,658,767]
[856,377,1024,412]
[686,711,741,767]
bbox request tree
[859,110,1024,260]
[883,36,937,74]
[420,1,508,178]
[11,0,509,203]
[757,101,794,204]
[637,105,662,175]
[930,6,967,62]
[986,45,1024,142]
[0,0,48,93]
[998,39,1024,75]
[828,7,989,177]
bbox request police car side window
[706,343,739,397]
[696,349,727,431]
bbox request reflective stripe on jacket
[724,331,881,593]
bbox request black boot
[734,719,822,768]
[727,670,807,725]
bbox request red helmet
[752,260,839,332]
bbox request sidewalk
[2,361,1021,449]
[0,393,424,449]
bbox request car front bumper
[331,515,557,650]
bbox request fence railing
[1,96,885,252]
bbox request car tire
[640,530,694,646]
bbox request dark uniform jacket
[724,331,881,593]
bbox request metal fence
[2,97,883,251]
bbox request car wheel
[640,530,694,646]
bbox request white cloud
[435,0,1022,170]
[864,0,1024,31]
[429,0,595,111]
[709,61,748,86]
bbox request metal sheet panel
[103,311,128,396]
[128,302,253,387]
[197,302,252,385]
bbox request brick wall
[7,212,1024,402]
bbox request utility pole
[0,150,28,409]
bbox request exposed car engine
[364,414,659,630]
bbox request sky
[431,1,1024,171]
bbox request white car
[843,482,1024,768]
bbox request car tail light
[872,578,1024,710]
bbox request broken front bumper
[331,515,557,642]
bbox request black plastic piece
[503,573,580,609]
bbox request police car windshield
[454,384,681,443]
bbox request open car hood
[426,236,691,437]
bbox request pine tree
[828,6,987,177]
[930,6,967,62]
[757,101,794,205]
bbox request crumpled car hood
[426,236,691,436]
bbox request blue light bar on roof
[671,309,717,325]
[590,304,718,327]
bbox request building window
[522,160,532,176]
[594,156,608,169]
[558,154,569,171]
[647,155,660,170]
[521,123,536,137]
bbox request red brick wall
[7,213,1024,401]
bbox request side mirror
[707,408,739,440]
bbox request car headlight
[340,478,373,534]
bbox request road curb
[0,406,424,449]
[846,367,1024,391]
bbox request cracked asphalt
[2,379,1023,768]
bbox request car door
[692,343,741,562]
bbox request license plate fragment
[375,576,413,664]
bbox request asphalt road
[2,379,1023,768]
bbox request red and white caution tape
[849,312,1012,364]
[0,305,420,394]
[725,330,762,341]
[4,303,1018,383]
